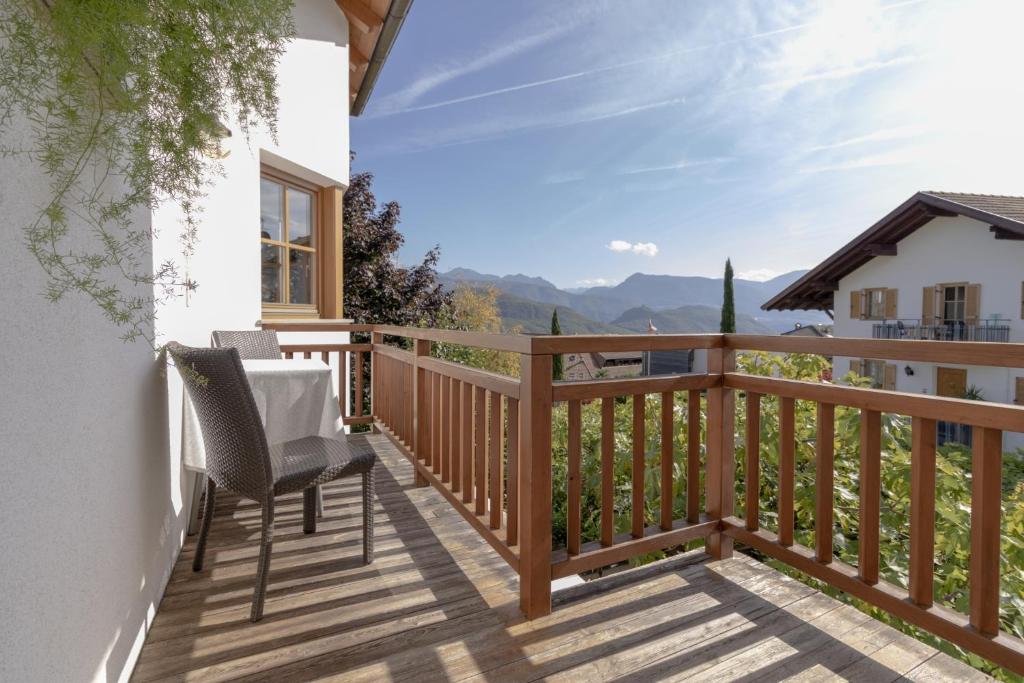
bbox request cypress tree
[551,308,564,381]
[720,258,736,334]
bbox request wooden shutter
[1015,377,1024,405]
[884,289,898,319]
[965,283,981,325]
[883,364,897,391]
[922,286,935,324]
[849,290,862,319]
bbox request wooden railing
[261,321,1024,675]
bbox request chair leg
[303,488,317,534]
[251,498,274,622]
[192,478,217,572]
[362,468,375,565]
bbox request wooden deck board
[132,435,990,682]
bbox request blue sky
[351,0,1024,289]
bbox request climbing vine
[0,0,294,341]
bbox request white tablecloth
[182,359,344,472]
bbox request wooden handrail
[726,333,1024,367]
[285,323,1024,674]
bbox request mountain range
[438,268,828,335]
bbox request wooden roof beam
[991,225,1024,241]
[336,0,382,35]
[808,280,839,291]
[864,243,898,256]
[350,42,370,72]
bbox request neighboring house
[764,191,1024,450]
[0,2,410,681]
[563,350,643,380]
[781,323,833,337]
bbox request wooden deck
[133,435,991,682]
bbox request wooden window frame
[259,164,344,321]
[938,282,968,325]
[862,288,888,321]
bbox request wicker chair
[211,330,282,360]
[168,342,376,622]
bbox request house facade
[764,191,1024,450]
[0,2,409,681]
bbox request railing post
[705,343,735,559]
[519,351,552,619]
[370,331,383,431]
[411,338,431,488]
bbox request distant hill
[496,292,628,334]
[612,305,775,335]
[440,267,829,333]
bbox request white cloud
[607,240,658,256]
[370,25,572,115]
[737,268,780,282]
[576,277,617,287]
[619,157,732,176]
[806,124,927,152]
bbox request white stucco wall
[831,214,1024,450]
[0,2,352,680]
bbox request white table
[183,358,344,533]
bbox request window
[862,359,886,388]
[260,172,318,314]
[865,289,886,319]
[852,288,894,320]
[942,284,966,324]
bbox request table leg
[316,484,325,517]
[187,471,206,535]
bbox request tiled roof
[922,191,1024,223]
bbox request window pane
[289,249,313,304]
[262,244,283,303]
[260,179,283,241]
[287,188,313,247]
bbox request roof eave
[351,0,413,116]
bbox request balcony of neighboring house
[872,318,1011,343]
[135,324,1024,681]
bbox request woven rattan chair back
[211,330,282,360]
[168,342,273,501]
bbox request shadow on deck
[132,435,989,682]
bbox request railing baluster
[745,392,761,531]
[303,351,311,359]
[506,397,520,546]
[632,394,645,538]
[815,402,835,563]
[450,379,462,493]
[687,389,701,523]
[474,385,487,516]
[441,375,451,483]
[488,392,505,529]
[660,391,673,532]
[432,372,442,474]
[601,396,615,547]
[779,396,796,547]
[461,382,473,504]
[706,347,735,559]
[568,399,582,554]
[412,340,430,487]
[909,416,936,607]
[970,426,1002,635]
[355,351,364,417]
[859,409,881,584]
[342,350,350,419]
